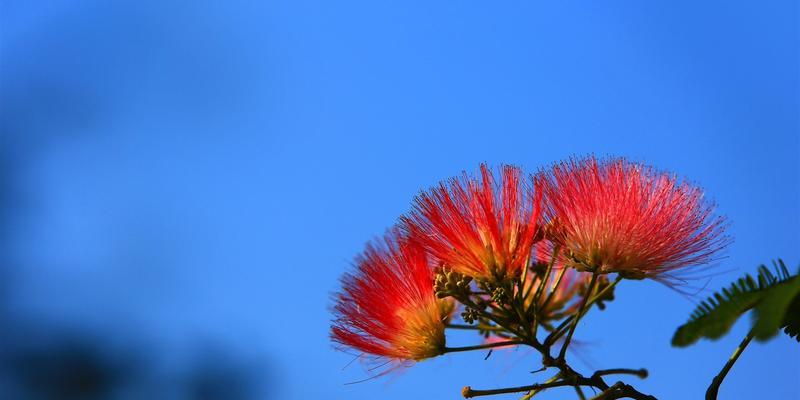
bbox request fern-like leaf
[780,295,800,341]
[672,260,794,347]
[752,262,800,341]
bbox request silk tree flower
[331,230,454,363]
[538,156,729,280]
[402,164,542,281]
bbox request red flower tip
[538,156,729,279]
[331,230,453,362]
[402,164,542,281]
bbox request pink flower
[538,156,729,279]
[402,164,542,280]
[331,230,454,362]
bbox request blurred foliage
[0,322,266,400]
[673,260,800,347]
[0,335,139,400]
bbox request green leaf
[672,260,794,347]
[752,267,800,341]
[780,295,800,341]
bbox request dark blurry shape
[0,324,270,400]
[183,348,262,400]
[0,333,142,400]
[11,342,119,400]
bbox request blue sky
[1,1,798,399]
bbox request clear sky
[1,1,798,399]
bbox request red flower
[331,230,454,362]
[538,156,729,279]
[402,164,542,280]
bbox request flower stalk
[444,340,524,354]
[705,328,755,400]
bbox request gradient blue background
[1,1,798,399]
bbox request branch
[447,323,506,332]
[462,380,572,398]
[592,368,649,380]
[519,373,561,400]
[589,381,657,400]
[444,340,524,354]
[705,328,755,400]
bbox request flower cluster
[331,156,729,381]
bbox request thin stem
[558,273,599,360]
[447,323,505,332]
[574,386,588,400]
[510,279,536,341]
[520,373,561,400]
[444,340,524,354]
[462,380,571,399]
[588,381,656,400]
[520,255,531,302]
[705,328,755,400]
[532,253,556,306]
[590,382,624,400]
[592,368,648,379]
[530,246,561,338]
[546,275,621,346]
[539,266,568,314]
[448,322,513,339]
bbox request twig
[592,368,649,380]
[590,382,625,400]
[539,266,568,315]
[589,381,657,400]
[545,275,621,346]
[447,323,506,332]
[558,273,599,360]
[445,340,524,354]
[530,246,561,338]
[462,380,571,398]
[519,373,561,400]
[705,328,755,400]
